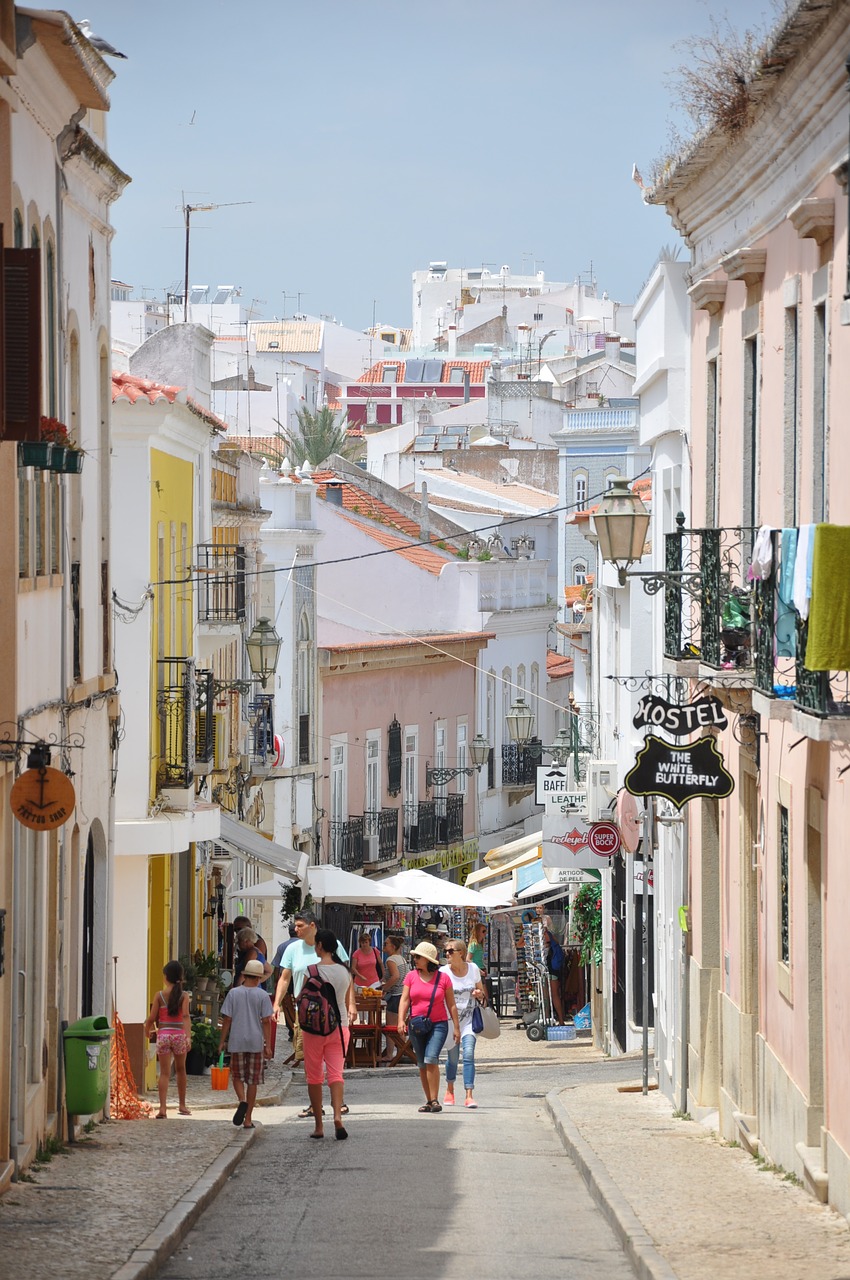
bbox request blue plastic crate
[546,1024,577,1042]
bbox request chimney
[605,335,621,362]
[463,370,470,403]
[324,480,344,507]
[420,482,430,542]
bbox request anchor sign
[624,734,735,810]
[633,694,727,737]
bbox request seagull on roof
[77,19,128,59]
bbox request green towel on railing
[805,525,850,671]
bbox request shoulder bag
[479,1005,500,1039]
[408,973,442,1037]
[470,1001,485,1035]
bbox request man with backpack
[272,910,348,1083]
[298,929,357,1139]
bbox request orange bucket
[210,1065,230,1090]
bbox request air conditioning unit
[587,760,618,822]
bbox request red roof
[312,471,425,540]
[547,651,574,680]
[357,359,490,385]
[337,513,451,576]
[322,630,494,654]
[112,371,228,432]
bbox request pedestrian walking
[397,941,460,1113]
[218,958,274,1129]
[298,929,357,1140]
[234,927,272,986]
[380,934,409,1028]
[272,910,349,1117]
[440,939,486,1109]
[144,960,192,1118]
[467,920,487,973]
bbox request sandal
[178,1108,192,1116]
[334,1124,348,1140]
[298,1106,324,1119]
[341,1104,349,1115]
[155,1112,167,1120]
[233,1101,248,1127]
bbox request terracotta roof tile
[322,630,494,654]
[112,370,181,406]
[311,471,426,540]
[546,651,574,679]
[357,358,490,385]
[337,513,451,575]
[251,321,322,353]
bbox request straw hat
[242,959,266,978]
[410,941,440,964]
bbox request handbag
[470,1001,484,1035]
[478,1005,500,1040]
[408,973,442,1036]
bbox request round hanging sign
[588,821,621,858]
[11,766,76,831]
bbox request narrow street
[157,1058,639,1280]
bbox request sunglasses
[444,948,458,955]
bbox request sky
[76,0,777,332]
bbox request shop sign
[624,734,734,810]
[542,813,597,877]
[633,864,654,895]
[404,855,440,871]
[633,694,727,737]
[544,865,597,885]
[11,766,76,830]
[588,822,621,857]
[441,839,478,871]
[536,765,584,808]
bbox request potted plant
[178,953,198,992]
[187,1019,219,1074]
[193,949,219,992]
[36,416,85,473]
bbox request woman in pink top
[397,941,460,1113]
[352,933,383,988]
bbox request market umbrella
[227,877,289,900]
[374,868,487,908]
[307,864,416,906]
[475,882,516,908]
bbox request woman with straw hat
[397,941,460,1113]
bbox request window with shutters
[387,716,402,796]
[4,248,42,441]
[18,471,29,577]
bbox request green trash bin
[63,1016,114,1115]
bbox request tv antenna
[181,198,252,321]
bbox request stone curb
[111,1073,295,1279]
[186,1068,293,1112]
[544,1089,679,1280]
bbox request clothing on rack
[805,524,850,671]
[793,524,815,621]
[776,528,798,659]
[750,525,774,581]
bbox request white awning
[217,813,306,883]
[466,836,542,886]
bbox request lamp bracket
[618,568,702,598]
[213,678,257,699]
[426,762,480,789]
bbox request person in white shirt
[440,938,486,1109]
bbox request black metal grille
[501,741,538,787]
[197,543,246,623]
[249,694,274,766]
[364,808,399,862]
[195,668,215,766]
[662,525,756,667]
[329,816,364,871]
[403,800,436,853]
[156,657,194,789]
[299,713,310,764]
[487,747,495,790]
[779,804,790,965]
[437,794,463,844]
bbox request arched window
[13,209,23,248]
[46,242,57,416]
[573,559,588,585]
[573,471,588,510]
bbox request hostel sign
[624,735,734,810]
[633,694,727,736]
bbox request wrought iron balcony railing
[363,808,399,862]
[156,657,204,789]
[403,800,437,854]
[752,531,850,719]
[436,793,463,844]
[501,741,540,787]
[197,543,246,624]
[663,521,757,669]
[329,816,365,871]
[249,694,274,769]
[195,667,215,770]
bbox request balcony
[156,658,212,790]
[248,695,274,775]
[502,740,539,788]
[662,523,757,674]
[403,800,437,854]
[363,808,400,863]
[751,532,850,731]
[435,793,464,844]
[329,816,365,871]
[196,544,246,624]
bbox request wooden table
[382,1028,416,1067]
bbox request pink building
[318,628,491,884]
[649,0,850,1214]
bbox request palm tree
[268,404,362,469]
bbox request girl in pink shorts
[144,960,192,1118]
[301,930,358,1139]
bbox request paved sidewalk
[0,1055,291,1280]
[547,1079,850,1280]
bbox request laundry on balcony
[804,525,850,672]
[775,529,797,658]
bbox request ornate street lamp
[594,477,698,596]
[426,733,490,789]
[505,698,572,765]
[245,617,282,689]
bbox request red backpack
[296,964,344,1045]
